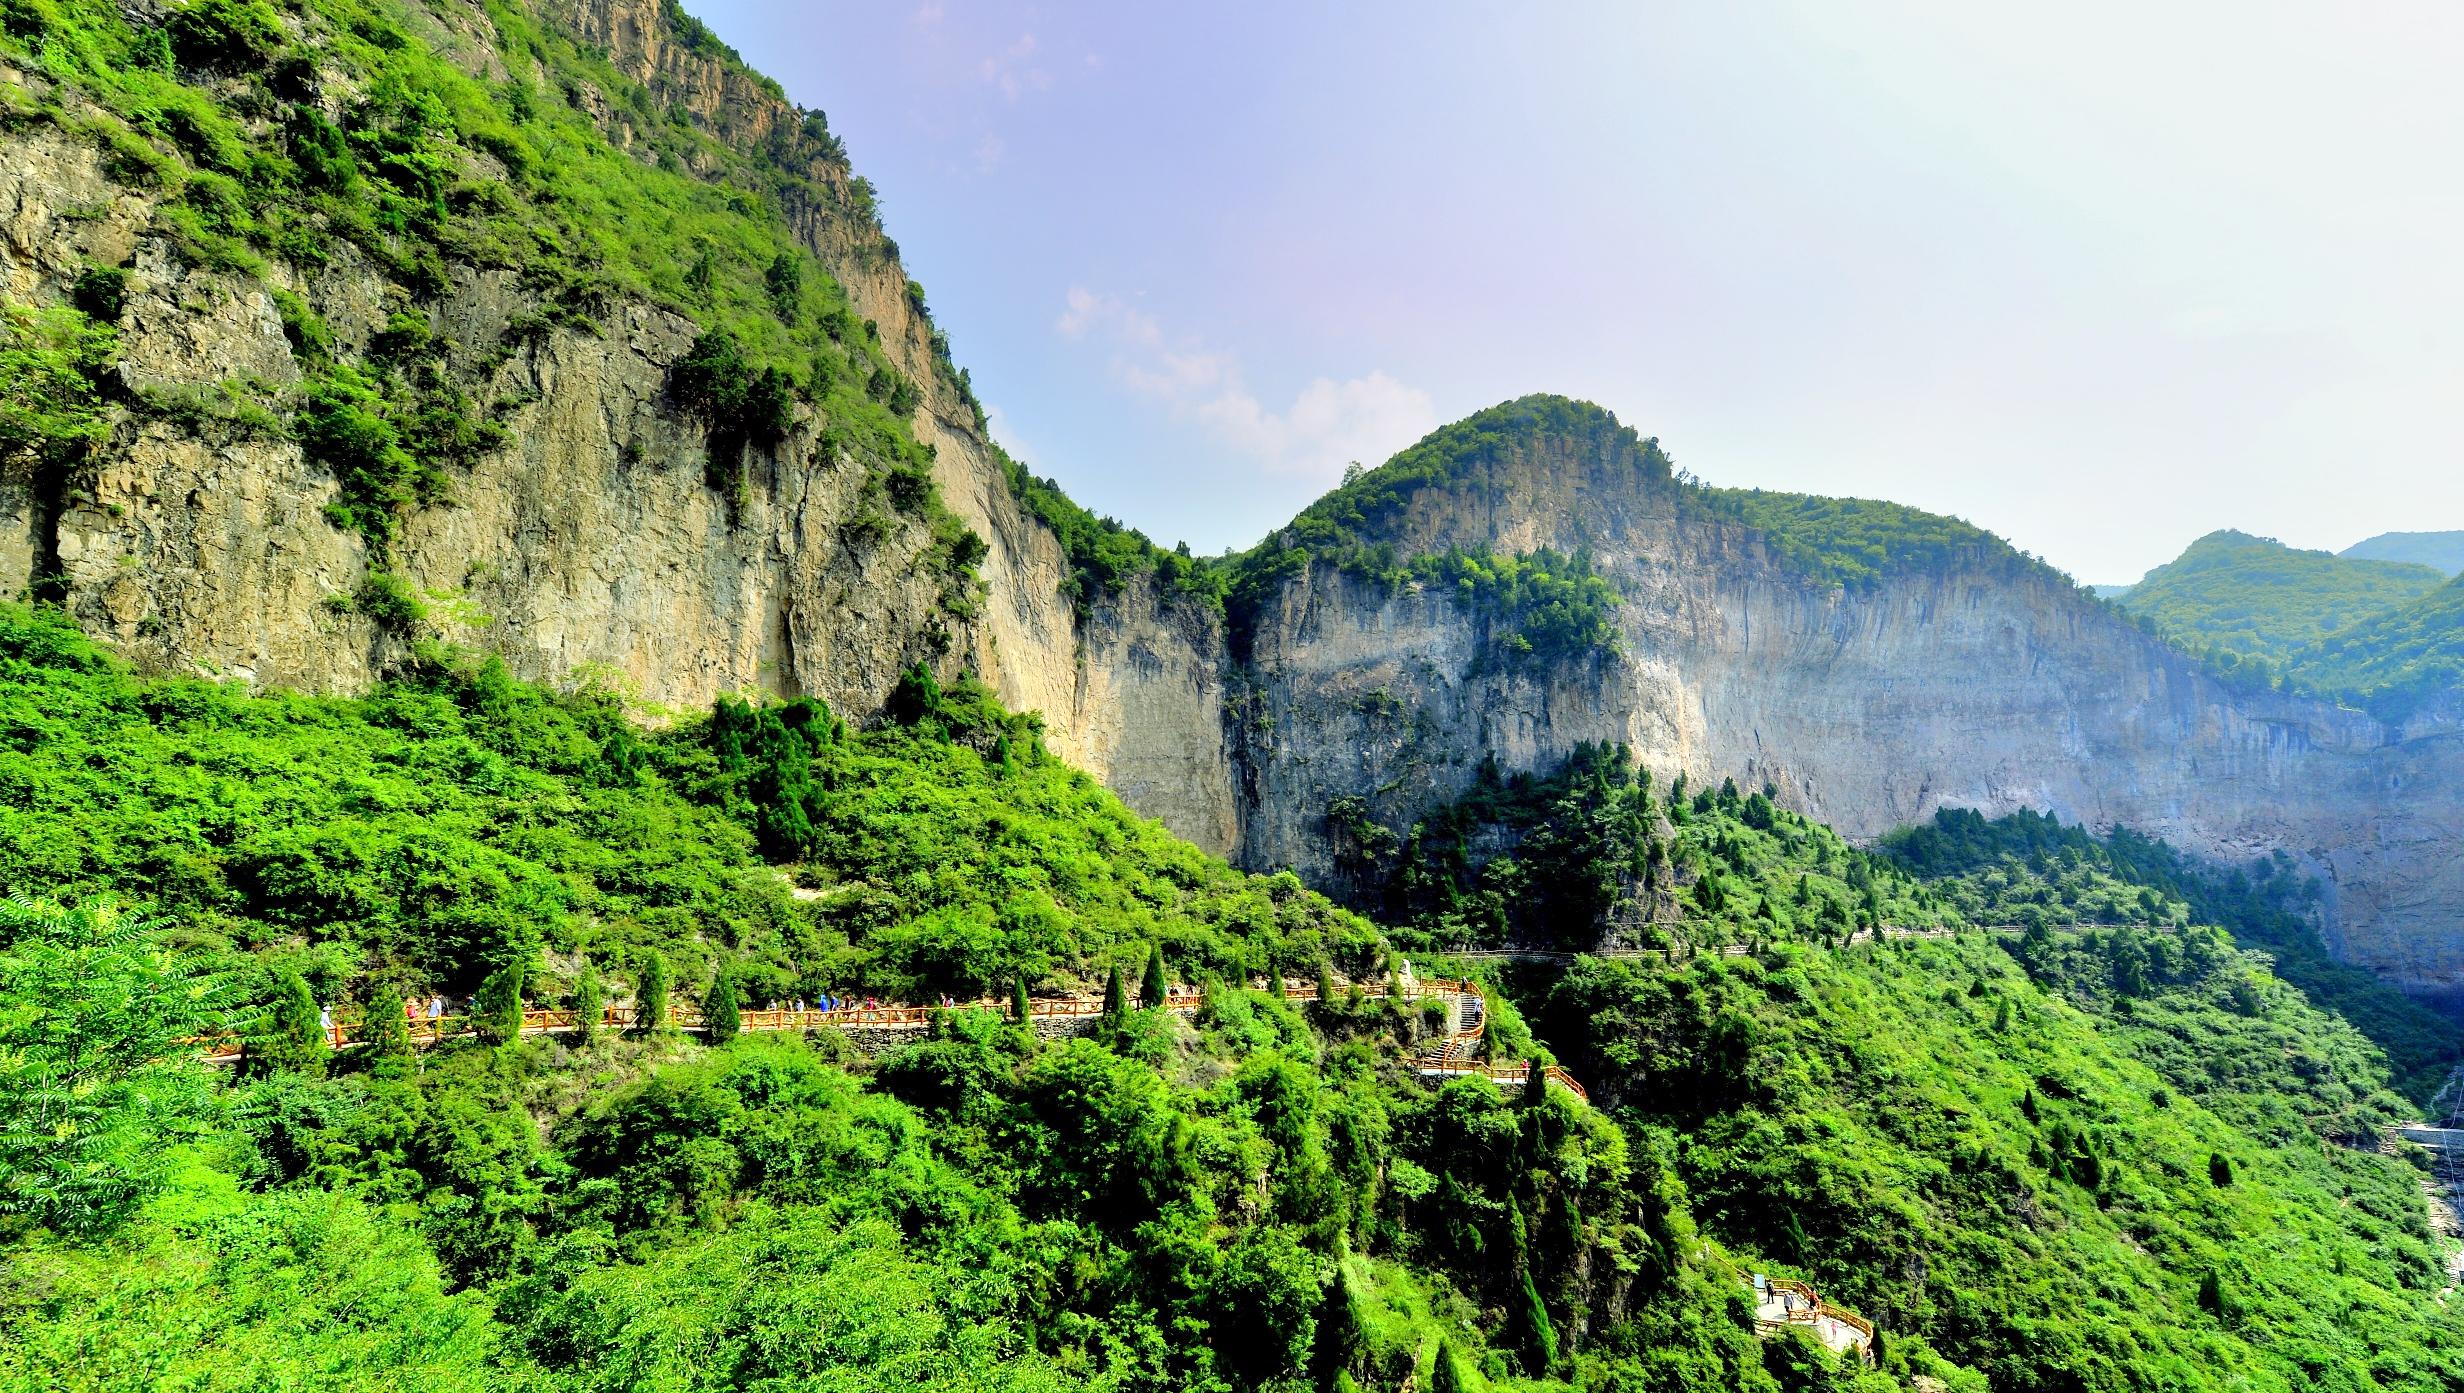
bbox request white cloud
[978,33,1050,101]
[1057,286,1438,484]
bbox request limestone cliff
[1221,407,2464,992]
[1,1,2456,991]
[0,0,1239,848]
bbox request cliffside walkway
[199,975,1590,1100]
[1750,1274,1876,1363]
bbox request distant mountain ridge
[2343,530,2464,576]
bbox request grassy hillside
[2,630,2458,1390]
[2114,531,2446,690]
[2343,531,2464,576]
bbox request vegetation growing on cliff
[1348,745,1950,953]
[0,0,980,593]
[2296,571,2464,721]
[1880,807,2464,1103]
[1683,487,2040,590]
[2,606,2460,1390]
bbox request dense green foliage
[1351,746,1951,953]
[0,606,1382,1015]
[2298,572,2464,721]
[0,608,2458,1389]
[1407,547,1622,666]
[1531,928,2464,1392]
[2113,530,2446,691]
[1880,807,2464,1104]
[1684,488,2029,590]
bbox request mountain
[4,607,2460,1392]
[7,5,2464,1390]
[2112,530,2447,674]
[2303,572,2464,720]
[4,0,2464,1003]
[2344,530,2464,576]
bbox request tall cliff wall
[0,0,1240,850]
[1225,423,2464,991]
[1,1,2454,988]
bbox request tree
[1102,962,1128,1025]
[2209,1151,2233,1187]
[705,968,742,1044]
[1141,944,1170,1010]
[1317,960,1338,1006]
[361,982,413,1073]
[1311,1264,1368,1388]
[1011,973,1033,1024]
[635,949,671,1035]
[572,959,604,1047]
[1523,1057,1549,1109]
[2198,1268,2226,1316]
[476,959,526,1045]
[1511,1267,1560,1373]
[0,896,223,1236]
[254,970,328,1078]
[1430,1337,1471,1393]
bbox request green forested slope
[3,616,2460,1391]
[2299,572,2464,721]
[2113,531,2446,692]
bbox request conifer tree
[1141,943,1170,1009]
[1431,1337,1470,1393]
[477,959,525,1044]
[1267,965,1286,999]
[2209,1151,2233,1187]
[253,970,328,1078]
[636,948,671,1035]
[1311,1264,1367,1389]
[1012,972,1032,1024]
[1316,960,1338,1006]
[362,982,413,1072]
[1102,962,1127,1024]
[705,967,742,1044]
[1512,1267,1560,1373]
[572,959,604,1046]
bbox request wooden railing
[195,976,1490,1061]
[1754,1276,1875,1360]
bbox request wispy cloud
[1057,287,1438,483]
[979,33,1050,101]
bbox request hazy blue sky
[693,1,2462,584]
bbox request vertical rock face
[2,1,2457,988]
[0,3,1242,850]
[1225,420,2464,991]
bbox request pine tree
[705,967,742,1044]
[572,959,604,1046]
[477,959,526,1044]
[636,948,671,1035]
[1512,1268,1560,1373]
[1141,944,1170,1009]
[2209,1151,2233,1187]
[1267,966,1286,999]
[1011,972,1032,1024]
[362,982,413,1073]
[2198,1269,2225,1315]
[1316,960,1337,1006]
[2020,1087,2039,1123]
[1310,1265,1367,1389]
[1102,962,1127,1024]
[252,970,329,1078]
[1430,1337,1470,1393]
[1523,1057,1548,1108]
